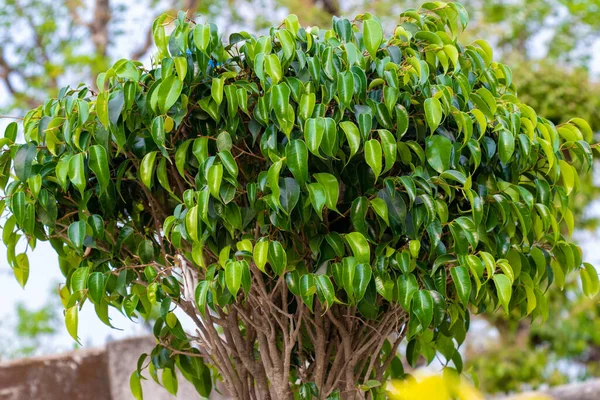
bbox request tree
[1,2,598,399]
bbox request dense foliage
[464,60,600,393]
[1,2,598,398]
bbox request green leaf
[69,153,86,195]
[268,241,287,275]
[14,144,37,182]
[345,232,370,264]
[581,262,599,298]
[68,220,86,251]
[412,290,433,328]
[151,116,166,152]
[559,160,575,196]
[286,140,309,184]
[339,121,361,159]
[363,18,383,59]
[264,54,283,84]
[425,135,452,173]
[211,77,224,106]
[305,118,324,157]
[140,151,158,189]
[253,240,269,273]
[207,164,223,199]
[365,139,383,181]
[267,160,283,209]
[498,129,515,164]
[130,372,144,400]
[316,275,336,309]
[4,121,17,142]
[493,274,512,314]
[88,145,110,193]
[88,272,105,304]
[65,305,79,343]
[174,56,187,81]
[158,75,183,113]
[337,71,354,109]
[307,183,326,217]
[225,261,242,297]
[71,266,89,293]
[162,368,178,395]
[300,274,316,312]
[14,253,29,288]
[218,150,239,178]
[424,97,443,133]
[397,274,418,310]
[193,24,211,51]
[313,173,339,211]
[450,266,471,305]
[353,263,372,303]
[370,198,389,225]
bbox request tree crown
[1,3,597,398]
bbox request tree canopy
[1,2,598,398]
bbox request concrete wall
[0,336,226,400]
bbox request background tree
[1,2,598,399]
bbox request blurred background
[0,0,599,395]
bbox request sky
[1,0,600,357]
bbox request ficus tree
[1,2,598,399]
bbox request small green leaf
[68,153,86,195]
[14,253,29,288]
[300,274,316,312]
[130,372,144,400]
[68,220,86,251]
[193,24,211,51]
[253,240,269,273]
[313,173,339,211]
[268,241,287,275]
[365,139,383,181]
[88,145,110,193]
[412,290,433,328]
[424,97,443,133]
[140,151,158,189]
[14,144,37,182]
[498,129,515,164]
[581,262,599,298]
[65,305,79,343]
[158,75,183,113]
[286,140,309,184]
[397,274,418,310]
[363,18,383,59]
[211,77,224,106]
[494,274,512,314]
[450,266,471,305]
[353,263,372,303]
[151,116,166,152]
[345,232,370,264]
[162,367,178,395]
[316,275,336,309]
[207,164,223,199]
[340,121,361,159]
[305,118,324,157]
[88,272,105,304]
[225,261,242,297]
[425,135,452,173]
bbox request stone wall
[0,336,228,400]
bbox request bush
[1,3,597,398]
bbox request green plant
[1,3,598,398]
